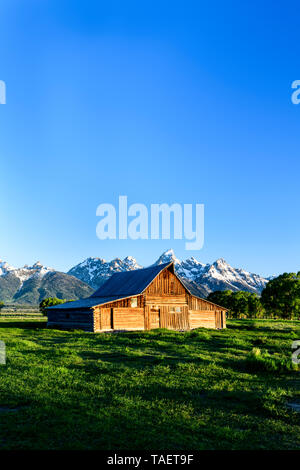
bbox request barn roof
[47,262,172,310]
[91,262,172,298]
[46,295,133,310]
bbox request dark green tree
[230,291,249,318]
[248,293,264,318]
[261,272,300,319]
[207,290,263,318]
[39,297,71,315]
[207,290,233,311]
[0,301,4,311]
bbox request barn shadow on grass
[0,321,47,329]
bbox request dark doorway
[110,308,114,329]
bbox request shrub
[39,297,73,315]
[245,347,298,373]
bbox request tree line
[207,272,300,319]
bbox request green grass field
[0,318,299,450]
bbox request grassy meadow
[0,317,299,450]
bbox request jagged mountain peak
[32,261,42,267]
[0,260,15,276]
[154,248,181,266]
[213,257,228,266]
[0,259,92,304]
[0,259,54,279]
[67,254,142,290]
[68,250,269,296]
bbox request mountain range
[0,261,93,304]
[0,250,269,305]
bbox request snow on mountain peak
[0,260,55,296]
[154,248,181,266]
[32,261,43,268]
[163,248,175,256]
[1,250,269,299]
[0,260,15,276]
[213,258,229,268]
[67,250,269,296]
[67,254,142,289]
[123,256,141,269]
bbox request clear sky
[0,0,299,276]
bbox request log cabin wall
[47,308,94,331]
[93,296,144,332]
[187,294,217,329]
[188,295,216,311]
[93,307,112,331]
[187,295,227,329]
[113,308,144,330]
[96,295,144,309]
[189,308,216,329]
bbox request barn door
[100,308,113,330]
[150,308,160,329]
[216,310,223,329]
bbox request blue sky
[0,0,299,276]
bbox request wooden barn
[47,262,227,332]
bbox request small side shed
[47,262,227,332]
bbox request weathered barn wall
[215,310,226,329]
[93,306,144,331]
[97,295,144,309]
[93,307,112,331]
[47,308,93,331]
[113,308,144,330]
[189,310,216,329]
[160,305,189,330]
[188,295,216,311]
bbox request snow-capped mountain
[154,250,268,294]
[8,261,55,285]
[0,260,15,276]
[0,261,92,304]
[68,256,142,289]
[0,250,269,304]
[154,249,206,280]
[69,249,269,296]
